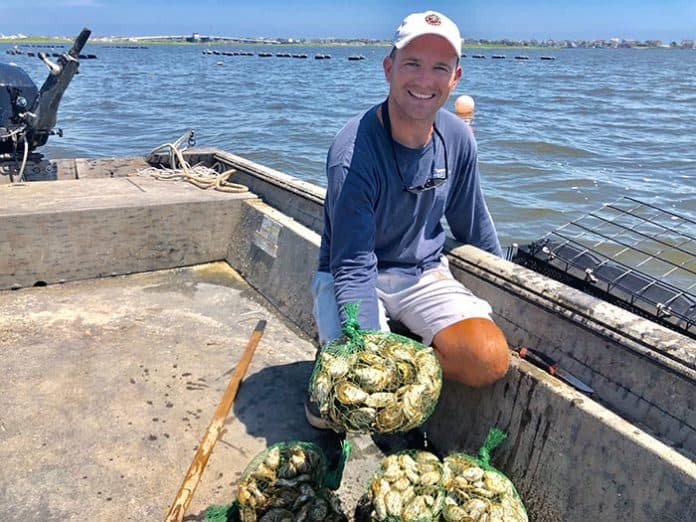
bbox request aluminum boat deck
[0,262,397,521]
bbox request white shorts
[311,257,493,346]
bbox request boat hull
[1,148,694,521]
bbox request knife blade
[516,347,595,395]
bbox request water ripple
[2,44,694,240]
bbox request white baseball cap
[393,11,462,57]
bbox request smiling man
[308,11,509,428]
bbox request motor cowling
[0,63,40,154]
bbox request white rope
[138,142,249,193]
[17,136,29,183]
[0,127,25,140]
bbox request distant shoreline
[1,35,694,50]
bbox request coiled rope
[138,141,249,193]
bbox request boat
[1,29,694,522]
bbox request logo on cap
[424,13,441,26]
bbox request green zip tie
[341,302,364,351]
[477,428,508,468]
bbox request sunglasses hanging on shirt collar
[381,98,449,193]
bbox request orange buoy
[454,94,475,125]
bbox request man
[308,11,509,427]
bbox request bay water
[3,43,695,248]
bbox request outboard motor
[0,27,90,181]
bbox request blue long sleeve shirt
[318,104,502,329]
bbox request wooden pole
[164,319,266,522]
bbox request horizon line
[2,33,695,43]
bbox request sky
[1,0,695,42]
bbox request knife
[516,347,595,395]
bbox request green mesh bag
[205,501,239,522]
[308,302,442,434]
[363,449,446,522]
[441,429,528,521]
[207,440,351,522]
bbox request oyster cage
[511,196,696,339]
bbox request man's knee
[431,317,510,387]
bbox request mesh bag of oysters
[356,430,527,522]
[205,440,351,522]
[441,429,528,522]
[361,449,447,522]
[308,302,442,433]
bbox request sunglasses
[381,99,449,193]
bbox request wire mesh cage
[513,197,696,338]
